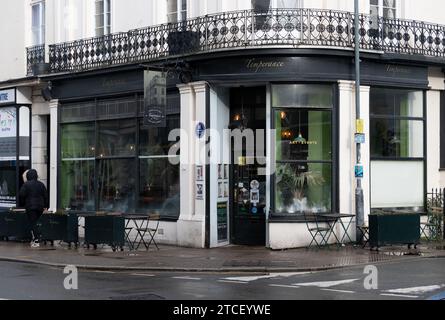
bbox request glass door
[230,86,267,246]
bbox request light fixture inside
[293,111,307,144]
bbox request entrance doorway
[229,87,266,246]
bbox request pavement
[1,241,444,273]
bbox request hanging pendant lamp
[293,110,307,144]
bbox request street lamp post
[354,0,365,243]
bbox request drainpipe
[355,0,365,243]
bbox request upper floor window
[95,0,111,36]
[167,0,187,23]
[370,0,397,19]
[31,0,45,45]
[273,0,303,9]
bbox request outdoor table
[123,214,151,251]
[319,213,356,245]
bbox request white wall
[0,0,26,82]
[427,68,445,190]
[112,0,154,32]
[403,0,445,24]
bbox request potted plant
[276,164,326,213]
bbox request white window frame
[31,0,45,45]
[167,0,187,23]
[95,0,111,37]
[370,0,400,19]
[271,0,304,9]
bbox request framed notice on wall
[217,202,228,242]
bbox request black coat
[19,180,49,212]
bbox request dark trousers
[27,210,43,241]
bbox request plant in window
[276,164,325,212]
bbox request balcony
[26,44,46,76]
[26,8,445,76]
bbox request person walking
[19,169,48,248]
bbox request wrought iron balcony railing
[26,44,45,76]
[27,9,445,75]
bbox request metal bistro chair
[357,224,370,248]
[135,213,161,250]
[304,211,331,249]
[421,207,442,242]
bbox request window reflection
[98,119,136,157]
[98,159,136,213]
[139,157,180,218]
[61,160,95,211]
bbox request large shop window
[272,84,334,216]
[370,88,425,212]
[0,106,31,208]
[60,95,180,218]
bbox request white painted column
[177,84,195,221]
[427,90,441,190]
[360,86,371,223]
[427,68,445,189]
[176,82,209,248]
[338,81,355,218]
[49,99,59,211]
[193,81,208,223]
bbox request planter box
[37,214,79,247]
[369,213,420,249]
[0,210,31,241]
[84,215,125,251]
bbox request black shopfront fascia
[49,56,430,223]
[194,56,429,222]
[53,69,181,221]
[0,88,32,209]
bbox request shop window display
[272,84,334,216]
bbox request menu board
[217,202,228,242]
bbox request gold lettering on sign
[386,65,410,75]
[246,58,285,73]
[290,141,318,145]
[102,79,128,88]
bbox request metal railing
[26,8,445,75]
[426,188,445,241]
[26,44,45,75]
